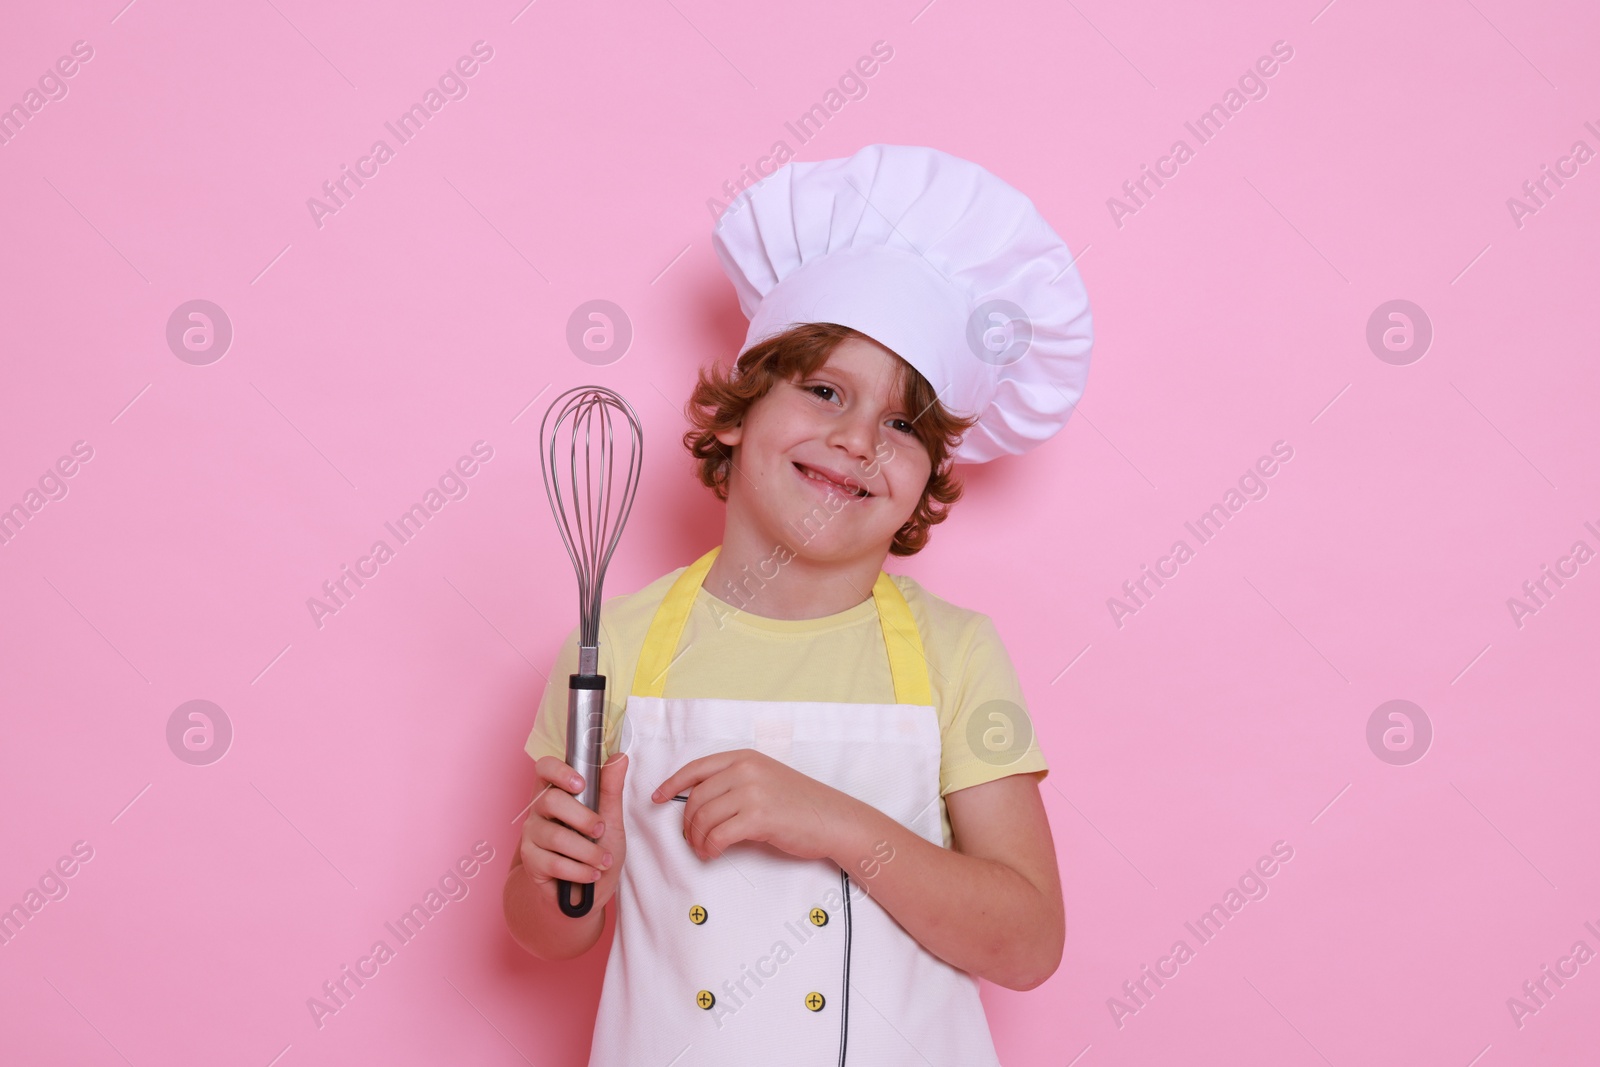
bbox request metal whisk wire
[540,386,643,660]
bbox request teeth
[800,465,867,497]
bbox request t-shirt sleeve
[939,612,1049,796]
[524,625,582,765]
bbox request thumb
[597,752,629,833]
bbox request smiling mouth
[794,462,870,498]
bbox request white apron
[586,547,1002,1066]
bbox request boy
[504,144,1093,1064]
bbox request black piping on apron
[837,869,853,1066]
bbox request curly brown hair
[682,322,975,556]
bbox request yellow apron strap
[630,544,934,706]
[631,546,721,697]
[872,572,934,706]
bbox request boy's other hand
[652,749,864,864]
[518,753,628,909]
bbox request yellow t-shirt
[523,564,1048,850]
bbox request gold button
[696,990,716,1010]
[805,991,826,1012]
[808,907,828,927]
[689,905,707,925]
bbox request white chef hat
[710,143,1093,464]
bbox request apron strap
[629,545,934,706]
[871,569,934,707]
[632,547,721,698]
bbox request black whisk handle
[557,878,594,918]
[557,673,608,918]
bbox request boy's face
[715,336,935,564]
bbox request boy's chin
[772,526,899,566]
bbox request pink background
[2,0,1597,1064]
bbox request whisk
[539,385,644,917]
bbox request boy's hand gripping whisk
[539,386,642,917]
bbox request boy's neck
[703,521,889,621]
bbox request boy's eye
[801,382,913,435]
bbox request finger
[527,817,612,871]
[596,753,629,830]
[523,843,606,886]
[700,812,760,862]
[535,784,607,840]
[535,755,585,794]
[656,750,749,803]
[679,773,735,847]
[653,751,736,804]
[683,792,744,860]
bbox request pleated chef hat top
[711,143,1094,464]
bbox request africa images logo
[305,41,495,229]
[705,40,895,222]
[1106,841,1295,1028]
[0,39,95,149]
[305,442,494,629]
[305,842,494,1029]
[1105,40,1295,229]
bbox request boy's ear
[713,422,743,448]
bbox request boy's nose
[826,416,878,467]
